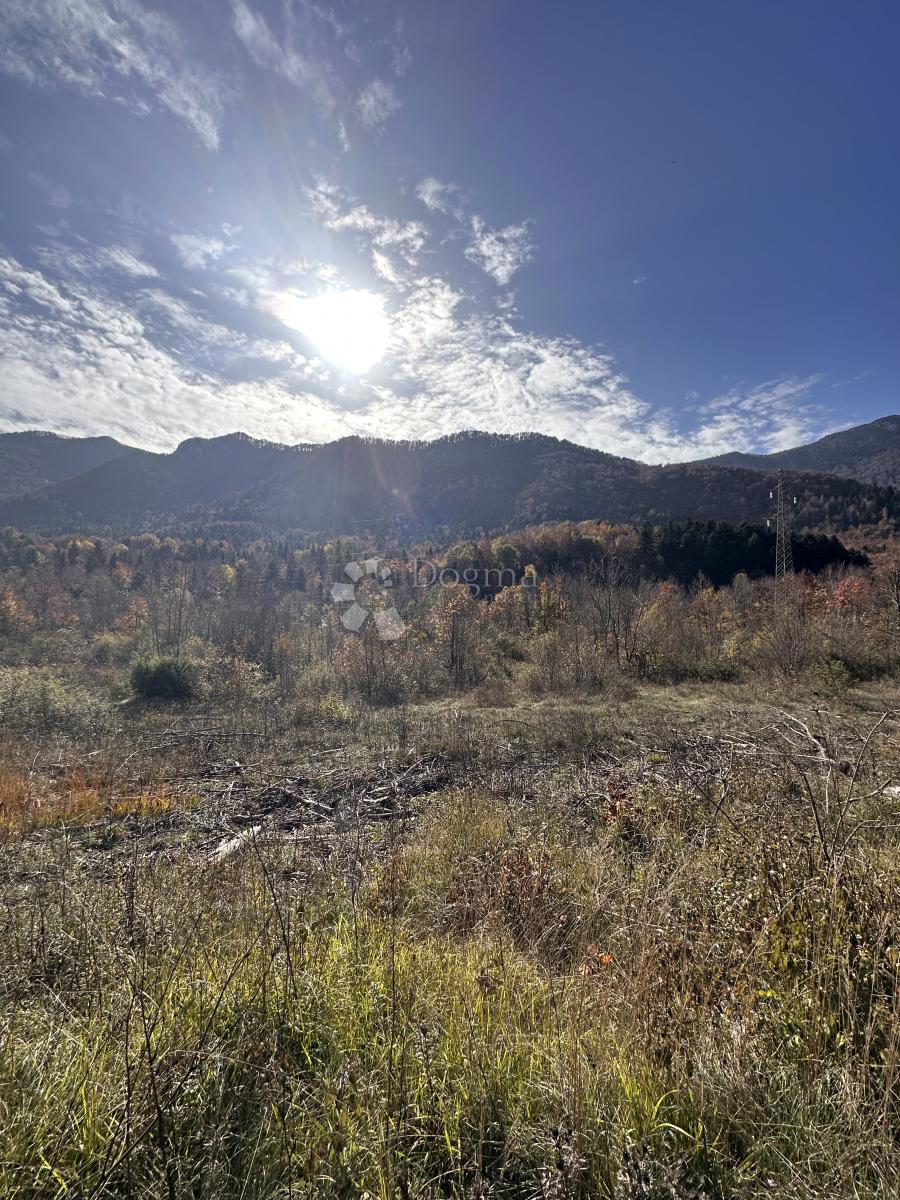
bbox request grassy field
[0,679,898,1198]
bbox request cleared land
[1,680,898,1198]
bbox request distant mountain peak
[694,412,900,484]
[173,432,288,455]
[0,430,134,503]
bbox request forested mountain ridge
[0,433,301,529]
[0,428,896,538]
[218,433,896,536]
[696,414,900,484]
[0,431,133,502]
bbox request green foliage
[631,520,865,586]
[88,631,138,667]
[186,643,269,703]
[0,666,111,736]
[814,656,856,697]
[292,692,353,727]
[130,656,197,700]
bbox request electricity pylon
[769,470,796,599]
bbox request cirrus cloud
[355,78,401,129]
[0,0,229,150]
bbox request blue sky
[0,0,897,460]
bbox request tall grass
[1,753,897,1198]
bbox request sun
[271,288,390,374]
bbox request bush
[0,667,112,737]
[194,649,268,703]
[292,693,354,728]
[88,632,137,667]
[130,658,197,701]
[814,656,855,697]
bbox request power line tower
[769,470,796,596]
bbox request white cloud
[414,180,535,285]
[227,253,321,295]
[0,249,831,464]
[352,280,829,463]
[103,245,159,278]
[138,289,243,347]
[231,2,403,142]
[0,254,345,449]
[355,78,400,129]
[367,277,650,446]
[415,177,465,219]
[171,233,233,270]
[331,206,425,260]
[694,376,827,455]
[465,217,534,286]
[231,0,337,114]
[392,45,411,78]
[0,0,228,150]
[390,18,411,76]
[138,287,313,374]
[371,249,404,286]
[307,181,427,263]
[36,241,160,280]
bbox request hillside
[0,428,896,537]
[220,432,896,535]
[0,433,301,530]
[697,414,900,483]
[0,431,133,502]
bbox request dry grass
[0,764,30,833]
[0,763,182,834]
[0,691,898,1198]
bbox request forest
[0,518,890,703]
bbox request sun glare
[272,288,390,374]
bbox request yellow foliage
[0,590,33,637]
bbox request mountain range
[697,415,900,483]
[0,431,135,503]
[0,417,897,539]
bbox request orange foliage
[115,596,149,633]
[830,575,874,613]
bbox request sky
[0,0,897,462]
